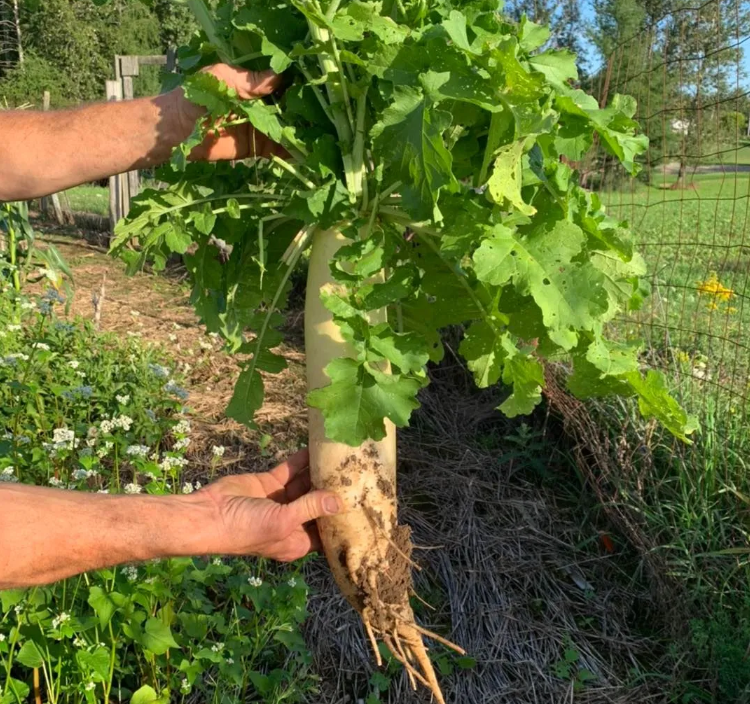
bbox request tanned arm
[0,450,342,589]
[0,65,282,202]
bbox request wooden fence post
[121,75,139,214]
[105,79,123,232]
[40,91,67,225]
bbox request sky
[577,0,750,90]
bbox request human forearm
[0,484,218,588]
[0,90,192,201]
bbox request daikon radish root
[305,228,464,703]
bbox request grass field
[64,183,109,215]
[590,166,750,700]
[601,170,750,407]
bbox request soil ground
[39,227,670,704]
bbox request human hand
[169,63,285,162]
[195,449,342,562]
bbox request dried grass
[303,363,663,704]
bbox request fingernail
[324,496,342,515]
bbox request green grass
[600,171,750,404]
[64,184,109,215]
[585,166,750,699]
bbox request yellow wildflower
[697,273,734,303]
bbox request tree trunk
[672,158,688,190]
[11,0,21,65]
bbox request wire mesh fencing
[586,0,750,441]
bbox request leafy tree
[0,0,196,107]
[589,0,750,185]
[505,0,585,59]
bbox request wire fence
[587,0,750,438]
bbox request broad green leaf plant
[113,0,695,444]
[111,2,699,697]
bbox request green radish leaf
[110,0,693,442]
[226,367,263,427]
[625,371,699,443]
[499,337,544,416]
[459,321,503,388]
[528,49,578,90]
[486,140,535,215]
[308,358,421,446]
[372,86,456,221]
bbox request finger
[225,66,283,99]
[284,467,312,503]
[282,489,343,525]
[270,448,310,486]
[304,523,323,553]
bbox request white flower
[75,371,86,378]
[180,678,190,693]
[209,332,219,339]
[174,437,190,451]
[126,445,150,458]
[7,324,21,332]
[48,477,65,488]
[173,420,191,436]
[143,472,157,482]
[114,415,134,432]
[248,576,263,587]
[194,481,202,490]
[169,334,178,342]
[122,565,138,582]
[85,682,96,691]
[14,605,22,615]
[53,428,74,444]
[72,469,95,481]
[51,612,71,629]
[148,363,170,379]
[0,467,17,483]
[68,360,80,369]
[0,633,6,642]
[199,340,212,351]
[160,455,188,471]
[225,657,234,665]
[73,637,86,648]
[86,438,97,448]
[212,445,226,458]
[145,576,157,584]
[181,482,194,494]
[211,642,224,653]
[212,558,222,566]
[124,483,142,494]
[100,420,114,434]
[97,441,114,458]
[287,577,297,588]
[116,395,130,406]
[32,342,50,352]
[97,489,109,494]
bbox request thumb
[284,490,343,525]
